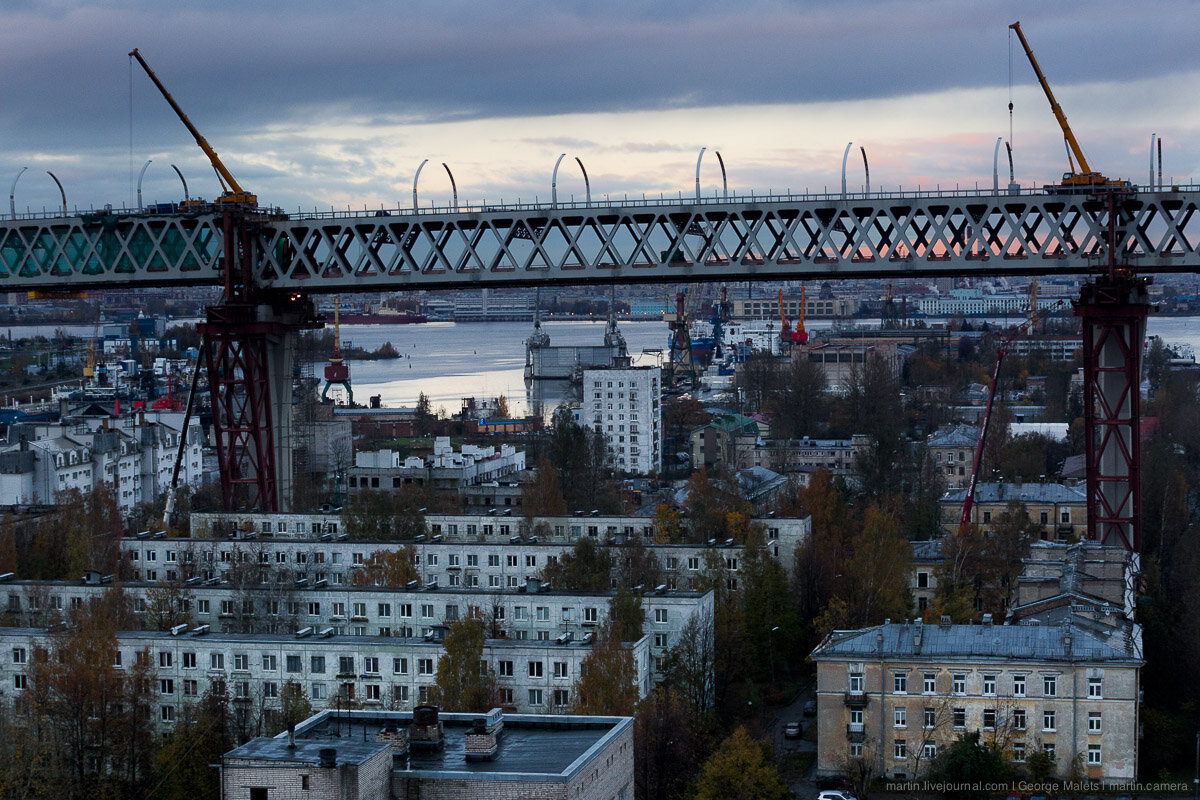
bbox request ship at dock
[524,314,629,383]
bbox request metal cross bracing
[3,187,1200,291]
[0,189,1180,538]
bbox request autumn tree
[651,504,683,543]
[276,680,314,736]
[434,616,496,712]
[683,467,754,544]
[351,545,420,588]
[692,726,787,800]
[573,622,638,716]
[841,501,913,627]
[520,455,568,520]
[540,535,611,592]
[144,577,195,630]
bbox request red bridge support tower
[198,209,318,512]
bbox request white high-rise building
[582,366,661,475]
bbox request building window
[952,674,965,695]
[849,673,864,693]
[1088,676,1102,698]
[922,707,936,729]
[1012,674,1026,697]
[893,707,906,728]
[849,709,863,731]
[528,661,543,678]
[923,742,936,760]
[982,709,996,730]
[1087,744,1101,765]
[893,740,906,760]
[1043,710,1056,732]
[418,659,433,676]
[528,689,543,706]
[952,708,965,729]
[1043,675,1057,697]
[922,672,936,694]
[12,647,26,664]
[1043,743,1056,760]
[553,689,569,706]
[160,705,175,723]
[982,674,996,696]
[893,672,907,694]
[850,742,863,758]
[916,572,929,589]
[1012,707,1026,730]
[1012,742,1026,762]
[1088,712,1102,733]
[262,654,277,671]
[655,609,668,624]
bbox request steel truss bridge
[5,184,1198,551]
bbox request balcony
[844,691,869,708]
[846,723,865,742]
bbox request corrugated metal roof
[811,616,1140,664]
[942,481,1085,505]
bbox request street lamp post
[9,166,28,218]
[46,171,67,217]
[137,160,153,211]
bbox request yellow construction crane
[129,48,257,205]
[1009,22,1131,191]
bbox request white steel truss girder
[2,188,1200,292]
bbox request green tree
[608,586,644,641]
[276,680,314,736]
[434,617,496,712]
[842,351,904,499]
[547,405,620,512]
[633,686,711,800]
[415,391,436,435]
[768,355,828,439]
[540,536,612,592]
[152,686,232,800]
[924,730,1012,799]
[692,726,787,800]
[573,622,638,715]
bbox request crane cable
[1007,27,1014,154]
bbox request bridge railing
[11,182,1198,224]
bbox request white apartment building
[582,366,661,475]
[0,411,203,515]
[0,576,713,685]
[0,626,650,733]
[348,437,525,495]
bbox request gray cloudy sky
[3,0,1198,213]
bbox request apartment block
[810,616,1142,784]
[0,626,649,732]
[582,366,661,475]
[0,577,712,685]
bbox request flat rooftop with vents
[222,707,633,800]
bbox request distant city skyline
[2,1,1198,214]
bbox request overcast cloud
[2,0,1198,213]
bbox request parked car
[817,791,857,800]
[784,721,802,738]
[803,700,817,717]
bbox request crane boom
[958,298,1066,532]
[1008,22,1129,190]
[129,48,256,205]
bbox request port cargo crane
[1008,22,1131,191]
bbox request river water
[10,315,1199,417]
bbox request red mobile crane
[958,299,1066,532]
